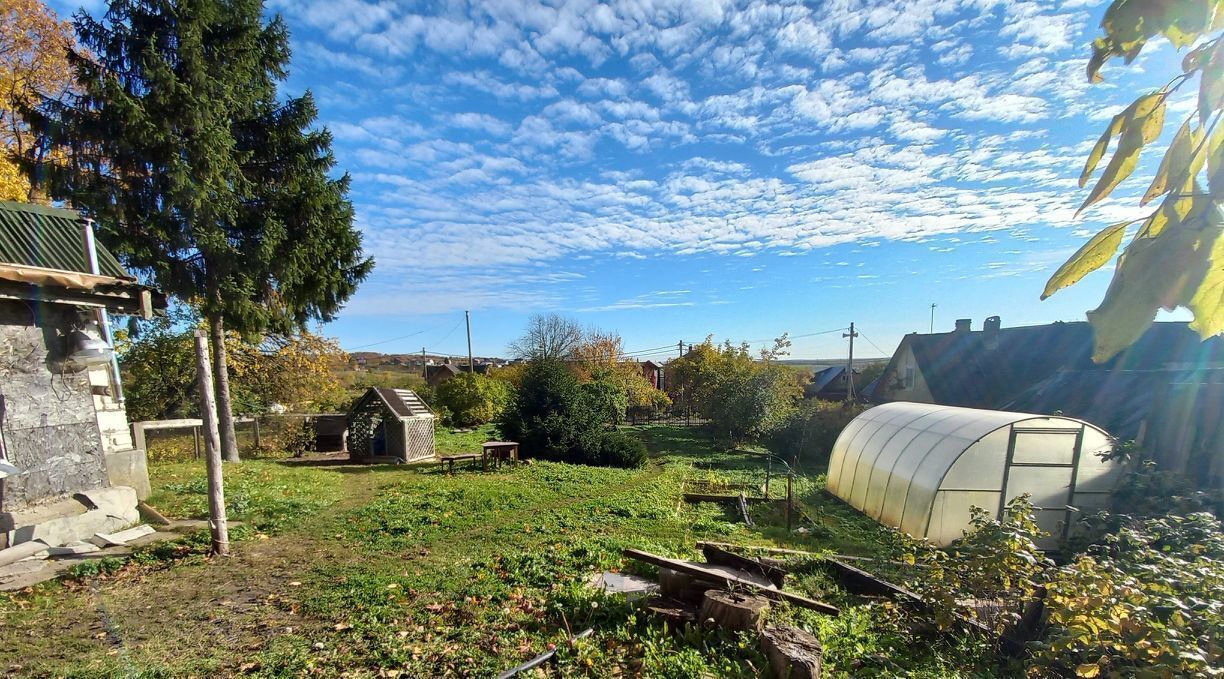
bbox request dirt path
[0,464,393,676]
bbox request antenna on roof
[929,303,937,334]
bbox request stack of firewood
[623,545,836,679]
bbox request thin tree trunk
[209,314,240,463]
[194,330,229,556]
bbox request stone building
[0,200,165,549]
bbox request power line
[854,329,891,358]
[348,329,429,350]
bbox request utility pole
[678,340,684,357]
[193,329,228,556]
[421,346,427,379]
[843,322,858,402]
[465,310,474,374]
[930,303,937,334]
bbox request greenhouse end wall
[827,402,1118,547]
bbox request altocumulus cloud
[243,0,1155,315]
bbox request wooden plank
[701,544,787,588]
[622,549,838,616]
[822,556,923,602]
[738,492,754,527]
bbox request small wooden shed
[347,388,435,463]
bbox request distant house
[871,316,1224,484]
[640,361,664,390]
[424,361,491,387]
[0,200,166,549]
[804,366,856,401]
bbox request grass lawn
[0,426,993,678]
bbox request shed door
[1002,429,1082,548]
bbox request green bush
[765,399,865,467]
[497,359,604,463]
[597,432,648,469]
[436,373,512,427]
[581,378,629,425]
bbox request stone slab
[0,559,48,582]
[47,541,101,556]
[89,523,155,547]
[0,540,49,568]
[590,571,659,597]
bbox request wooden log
[622,549,838,616]
[702,544,787,588]
[761,625,822,679]
[698,589,770,633]
[658,567,721,604]
[643,596,697,628]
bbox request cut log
[659,567,721,604]
[623,549,838,616]
[702,544,787,588]
[761,625,822,679]
[644,596,697,628]
[698,589,770,633]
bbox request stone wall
[0,301,110,511]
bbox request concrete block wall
[0,302,110,510]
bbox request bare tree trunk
[209,314,240,463]
[194,330,229,556]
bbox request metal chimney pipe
[82,218,125,403]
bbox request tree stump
[659,567,721,604]
[761,625,822,679]
[644,596,697,629]
[698,589,770,632]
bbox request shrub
[1033,512,1224,678]
[597,432,648,469]
[765,399,865,467]
[581,378,629,425]
[497,358,604,463]
[436,373,512,427]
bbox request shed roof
[0,201,129,279]
[370,387,433,418]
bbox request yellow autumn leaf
[1081,114,1123,189]
[1078,135,1143,216]
[1188,215,1224,338]
[1042,221,1130,300]
[1075,663,1101,678]
[1089,213,1217,361]
[1142,119,1201,206]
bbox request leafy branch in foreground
[1045,0,1224,361]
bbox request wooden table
[481,441,519,470]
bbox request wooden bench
[440,453,480,473]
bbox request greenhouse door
[1001,428,1084,548]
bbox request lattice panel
[403,418,435,462]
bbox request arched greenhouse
[826,402,1120,548]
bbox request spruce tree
[31,0,372,461]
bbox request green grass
[0,425,994,678]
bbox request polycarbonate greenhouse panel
[826,402,1121,547]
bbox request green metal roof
[0,200,130,279]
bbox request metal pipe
[82,218,124,403]
[496,629,593,679]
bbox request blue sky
[53,0,1197,360]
